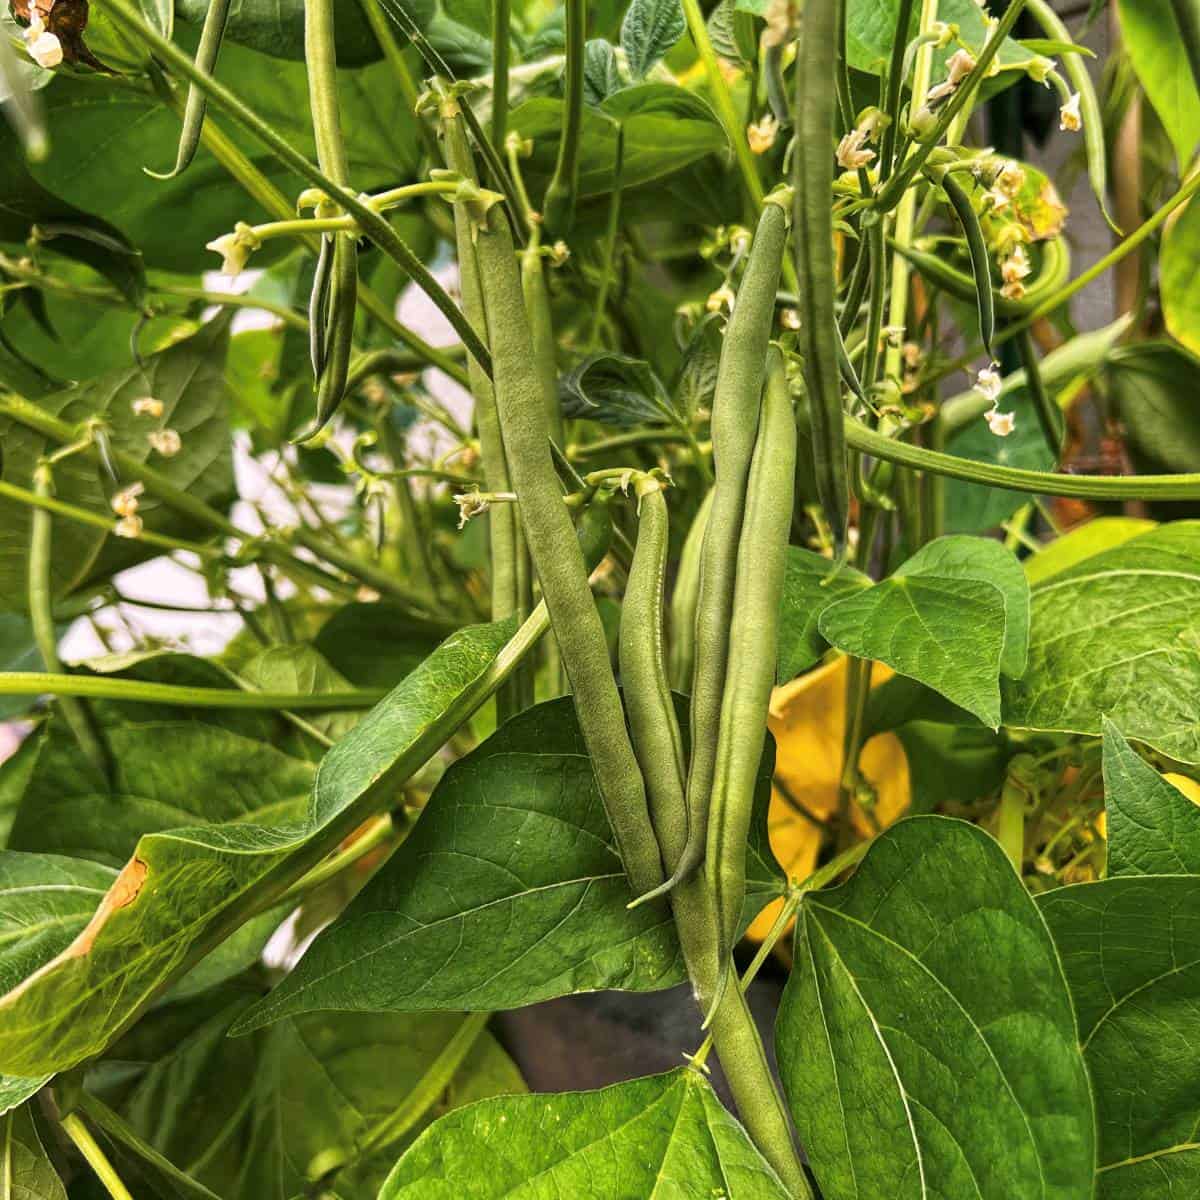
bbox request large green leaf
[0,317,233,609]
[621,0,686,79]
[1002,522,1200,763]
[510,84,726,202]
[775,548,870,682]
[1039,877,1200,1197]
[1023,517,1157,586]
[777,816,1095,1200]
[0,617,517,1077]
[91,994,524,1199]
[1117,0,1200,167]
[1102,718,1200,876]
[0,851,115,1112]
[233,695,783,1030]
[1106,341,1200,475]
[378,1068,792,1200]
[816,536,1029,726]
[1162,204,1200,356]
[313,603,444,688]
[0,1103,66,1199]
[24,40,418,273]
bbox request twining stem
[680,0,763,211]
[491,0,510,150]
[845,415,1200,498]
[542,0,585,233]
[355,1012,491,1161]
[0,673,387,709]
[28,466,110,774]
[97,0,493,377]
[590,124,626,350]
[58,1113,135,1200]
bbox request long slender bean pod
[893,233,1070,316]
[147,0,232,179]
[620,482,689,898]
[542,0,585,234]
[681,197,790,885]
[301,0,358,438]
[469,171,664,895]
[928,165,995,357]
[29,465,110,776]
[441,98,528,721]
[705,348,796,1014]
[668,487,713,692]
[879,0,916,179]
[838,231,872,335]
[1014,326,1064,458]
[307,233,333,379]
[795,0,849,548]
[1024,0,1120,232]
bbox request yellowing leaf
[748,657,910,940]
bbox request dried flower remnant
[1059,92,1082,132]
[147,429,182,457]
[131,397,164,418]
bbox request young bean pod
[442,100,529,720]
[705,347,796,1013]
[620,481,689,898]
[542,0,584,234]
[680,196,790,885]
[468,170,664,896]
[928,166,995,358]
[668,487,713,693]
[147,0,232,180]
[794,0,849,549]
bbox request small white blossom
[946,49,977,84]
[147,428,182,457]
[985,406,1016,436]
[780,307,802,331]
[114,514,144,539]
[902,341,923,370]
[706,283,736,314]
[548,240,571,266]
[974,363,1003,402]
[747,114,780,156]
[110,482,144,519]
[356,586,381,603]
[453,491,490,529]
[996,161,1026,196]
[131,396,164,418]
[1059,92,1082,132]
[205,222,261,277]
[1000,244,1031,299]
[836,128,876,170]
[22,14,63,69]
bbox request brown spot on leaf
[68,856,147,958]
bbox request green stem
[58,1113,134,1200]
[357,0,441,164]
[272,813,395,908]
[542,0,585,234]
[355,1012,490,1161]
[491,0,510,150]
[345,345,468,393]
[845,415,1200,499]
[589,124,625,348]
[0,673,387,708]
[681,0,763,211]
[874,0,1031,212]
[98,0,492,377]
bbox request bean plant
[0,0,1198,1194]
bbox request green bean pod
[308,233,333,379]
[838,232,871,336]
[442,103,529,720]
[470,186,664,896]
[794,0,849,550]
[309,232,357,435]
[1015,327,1064,459]
[667,487,713,693]
[1024,0,1121,233]
[930,166,996,359]
[893,233,1070,316]
[679,197,790,885]
[705,347,796,1012]
[620,483,689,899]
[146,0,232,180]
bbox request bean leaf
[0,1104,66,1199]
[379,1068,791,1199]
[775,548,870,682]
[232,695,783,1030]
[560,350,679,427]
[621,0,686,80]
[1003,521,1200,764]
[817,536,1030,726]
[0,617,517,1077]
[777,816,1096,1200]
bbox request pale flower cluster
[22,12,62,68]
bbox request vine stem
[844,415,1200,498]
[58,1113,134,1200]
[542,0,584,233]
[98,0,493,377]
[270,813,396,908]
[0,673,387,709]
